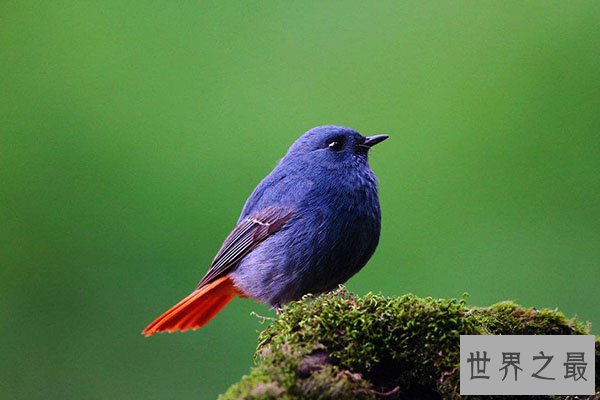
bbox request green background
[2,2,599,399]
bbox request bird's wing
[196,206,294,289]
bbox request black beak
[360,134,389,149]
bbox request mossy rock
[220,288,599,400]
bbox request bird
[143,125,388,336]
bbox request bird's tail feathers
[142,275,238,337]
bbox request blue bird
[143,126,388,335]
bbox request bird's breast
[232,167,381,306]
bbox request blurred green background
[1,2,599,399]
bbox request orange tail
[143,275,238,337]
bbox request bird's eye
[327,138,344,151]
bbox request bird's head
[283,126,388,170]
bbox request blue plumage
[231,125,388,306]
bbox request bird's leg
[273,304,282,315]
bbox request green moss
[220,288,598,400]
